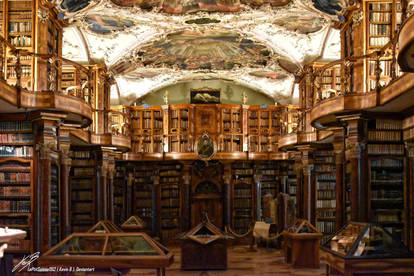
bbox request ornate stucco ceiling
[58,0,347,105]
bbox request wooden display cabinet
[181,219,231,270]
[282,219,323,268]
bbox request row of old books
[367,144,404,155]
[0,146,32,157]
[0,200,30,212]
[0,172,30,182]
[0,186,30,196]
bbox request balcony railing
[0,34,93,105]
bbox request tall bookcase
[316,65,341,100]
[0,1,63,91]
[133,163,154,234]
[50,161,60,246]
[169,106,192,153]
[314,150,336,243]
[231,161,255,234]
[130,107,163,153]
[218,105,243,152]
[364,0,403,91]
[367,119,405,241]
[0,120,33,253]
[159,163,182,241]
[70,150,97,233]
[256,161,279,219]
[113,165,126,226]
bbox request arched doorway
[191,180,223,228]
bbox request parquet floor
[126,246,326,276]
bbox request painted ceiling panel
[59,0,344,104]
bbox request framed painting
[190,89,220,104]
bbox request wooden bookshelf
[367,119,406,241]
[231,161,255,234]
[70,150,97,233]
[133,163,154,234]
[365,0,403,91]
[130,107,164,153]
[159,163,182,241]
[169,106,192,153]
[315,150,336,243]
[256,161,279,219]
[218,105,243,152]
[0,120,33,253]
[113,166,126,226]
[50,162,60,247]
[0,1,63,91]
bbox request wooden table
[282,231,323,268]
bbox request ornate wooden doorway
[191,181,223,228]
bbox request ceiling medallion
[195,132,216,161]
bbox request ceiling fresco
[109,0,292,13]
[58,0,345,105]
[85,14,135,34]
[133,30,273,70]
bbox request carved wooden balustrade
[0,34,93,105]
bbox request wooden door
[191,196,223,228]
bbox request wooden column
[32,112,66,252]
[405,142,414,251]
[340,115,368,222]
[181,162,192,231]
[57,126,73,238]
[294,157,304,219]
[333,128,345,230]
[297,146,315,224]
[223,161,232,227]
[107,166,115,222]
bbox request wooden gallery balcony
[308,38,414,129]
[0,35,93,125]
[398,13,414,72]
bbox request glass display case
[87,220,122,233]
[121,215,146,232]
[39,233,174,275]
[321,222,414,276]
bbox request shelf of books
[314,150,336,243]
[70,150,97,233]
[231,161,254,234]
[284,161,297,208]
[367,119,405,241]
[133,164,154,233]
[50,162,60,246]
[169,106,191,153]
[113,166,126,226]
[130,107,163,153]
[316,65,341,99]
[4,0,33,89]
[365,1,403,91]
[0,120,33,252]
[218,106,243,152]
[159,163,182,241]
[255,161,279,219]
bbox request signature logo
[12,252,40,272]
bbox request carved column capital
[36,143,53,160]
